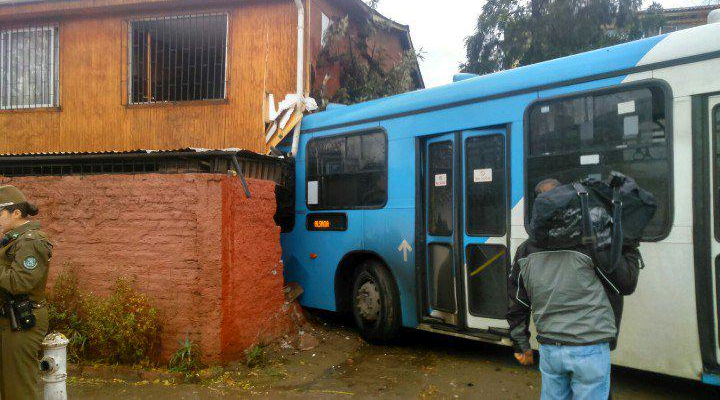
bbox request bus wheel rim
[356,280,381,322]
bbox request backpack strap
[572,183,595,246]
[573,182,620,294]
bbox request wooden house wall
[0,0,298,154]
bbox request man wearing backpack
[507,179,642,400]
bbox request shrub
[47,267,163,366]
[169,335,204,374]
[47,266,86,363]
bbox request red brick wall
[220,177,293,362]
[1,173,295,362]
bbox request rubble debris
[297,332,320,351]
[283,282,304,302]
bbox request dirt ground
[68,311,720,399]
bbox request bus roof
[301,23,720,134]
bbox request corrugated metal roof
[663,5,719,13]
[0,0,56,5]
[0,147,290,184]
[0,147,275,160]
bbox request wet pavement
[68,312,720,399]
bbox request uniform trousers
[0,307,48,400]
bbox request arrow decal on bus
[398,239,412,262]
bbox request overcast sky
[374,0,718,88]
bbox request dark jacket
[507,240,642,353]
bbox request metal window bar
[223,15,229,98]
[1,31,5,108]
[0,24,58,110]
[129,13,227,104]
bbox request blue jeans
[538,342,611,400]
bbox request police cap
[0,185,28,208]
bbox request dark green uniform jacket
[0,221,52,400]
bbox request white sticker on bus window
[623,115,639,137]
[617,100,635,115]
[541,106,550,114]
[580,154,600,165]
[473,168,492,183]
[434,174,447,187]
[307,181,319,205]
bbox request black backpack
[582,173,657,246]
[529,172,656,250]
[529,182,612,250]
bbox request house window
[0,25,59,110]
[526,83,672,240]
[306,130,388,209]
[321,12,331,46]
[129,13,228,104]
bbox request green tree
[640,2,666,37]
[462,0,665,75]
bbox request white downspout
[293,0,305,96]
[291,0,305,156]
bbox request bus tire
[351,260,401,344]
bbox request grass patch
[244,344,268,368]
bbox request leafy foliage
[46,266,86,364]
[48,266,163,366]
[169,335,204,374]
[244,344,268,368]
[311,13,423,109]
[462,0,667,75]
[640,2,666,37]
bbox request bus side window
[526,84,671,240]
[428,141,453,236]
[465,134,506,236]
[306,130,388,210]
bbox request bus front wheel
[351,260,401,343]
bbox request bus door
[421,130,510,332]
[708,95,720,363]
[424,134,458,324]
[461,130,510,332]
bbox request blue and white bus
[281,21,720,384]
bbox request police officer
[0,185,52,400]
